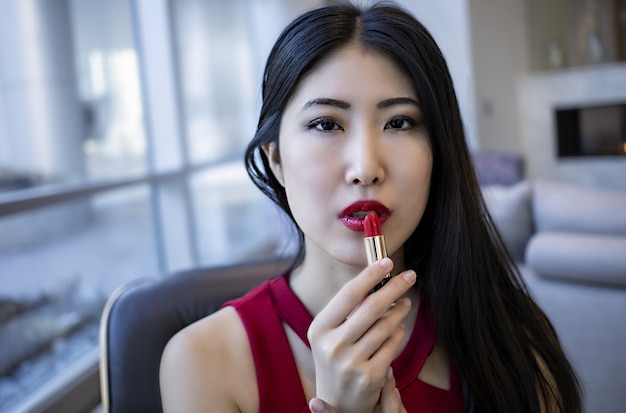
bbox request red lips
[339,200,390,232]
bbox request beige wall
[469,0,626,188]
[400,0,479,148]
[526,0,568,71]
[469,0,529,153]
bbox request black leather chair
[99,257,292,413]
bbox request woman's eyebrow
[301,96,419,111]
[302,98,350,110]
[377,97,420,108]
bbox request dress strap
[269,274,313,347]
[226,278,308,412]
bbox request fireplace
[555,102,626,158]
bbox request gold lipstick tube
[365,235,391,293]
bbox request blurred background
[0,0,624,412]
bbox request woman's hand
[307,258,415,413]
[309,367,407,413]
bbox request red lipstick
[339,200,390,232]
[364,212,391,293]
[364,211,382,237]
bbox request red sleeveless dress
[223,274,464,412]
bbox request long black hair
[244,2,582,412]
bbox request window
[0,0,315,410]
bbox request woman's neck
[289,242,406,316]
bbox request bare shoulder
[159,306,258,413]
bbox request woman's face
[265,44,432,267]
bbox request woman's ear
[262,142,285,187]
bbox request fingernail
[403,270,416,284]
[309,398,325,413]
[379,257,393,271]
[387,367,394,379]
[395,388,402,400]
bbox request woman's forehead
[288,44,417,108]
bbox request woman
[160,2,582,412]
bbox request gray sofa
[482,180,626,413]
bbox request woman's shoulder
[160,307,258,412]
[164,306,246,359]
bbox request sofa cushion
[533,181,626,235]
[481,181,533,262]
[525,232,626,287]
[473,150,525,186]
[526,275,626,413]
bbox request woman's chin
[330,252,369,269]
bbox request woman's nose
[344,132,385,186]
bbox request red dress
[223,274,464,412]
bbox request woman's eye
[308,117,343,132]
[385,116,418,130]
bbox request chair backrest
[99,257,292,413]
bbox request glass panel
[0,0,145,197]
[170,0,258,164]
[171,0,324,267]
[169,0,325,165]
[0,185,158,411]
[190,162,291,266]
[71,0,147,180]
